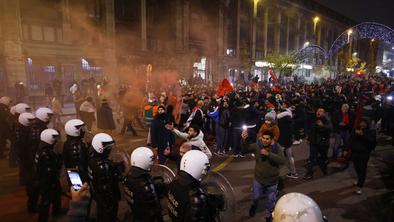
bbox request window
[31,25,43,41]
[43,27,55,42]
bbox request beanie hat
[265,111,276,123]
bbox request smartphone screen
[67,169,83,191]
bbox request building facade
[0,0,354,96]
[0,0,116,96]
[114,0,353,83]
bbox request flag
[268,69,278,84]
[217,78,234,96]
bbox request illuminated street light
[347,29,353,43]
[303,41,310,48]
[313,16,320,32]
[253,0,260,16]
[352,52,358,57]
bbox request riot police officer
[31,107,53,154]
[167,150,212,222]
[26,107,54,211]
[63,119,89,182]
[124,147,164,222]
[15,112,36,212]
[0,96,12,159]
[88,133,120,222]
[35,129,63,222]
[272,192,327,222]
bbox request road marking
[212,156,234,172]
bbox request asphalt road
[0,126,393,222]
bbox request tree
[265,53,299,77]
[346,56,367,74]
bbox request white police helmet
[0,96,12,106]
[65,119,85,137]
[92,133,114,154]
[35,107,54,122]
[15,103,31,114]
[273,192,324,222]
[180,150,210,181]
[40,129,60,145]
[130,147,155,171]
[18,112,35,126]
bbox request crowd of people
[0,72,393,222]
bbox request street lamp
[313,16,320,33]
[347,29,353,43]
[253,0,260,16]
[303,41,310,48]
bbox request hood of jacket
[277,109,292,119]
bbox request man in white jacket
[166,124,212,159]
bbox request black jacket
[308,115,332,146]
[150,113,174,148]
[97,103,116,130]
[88,153,121,207]
[123,167,163,222]
[332,111,355,132]
[35,142,62,191]
[277,109,293,148]
[167,171,211,222]
[63,136,89,181]
[29,119,48,157]
[350,128,376,154]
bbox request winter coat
[218,109,231,128]
[171,128,212,159]
[207,107,219,124]
[241,140,285,186]
[308,115,332,146]
[277,109,293,148]
[350,128,376,154]
[257,123,280,142]
[150,114,174,149]
[332,110,355,132]
[186,108,204,129]
[293,103,306,128]
[97,103,116,130]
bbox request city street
[0,120,393,222]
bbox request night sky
[315,0,394,29]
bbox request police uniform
[167,171,211,222]
[124,166,164,222]
[0,103,10,158]
[63,136,89,182]
[35,142,63,222]
[29,119,48,156]
[88,153,121,222]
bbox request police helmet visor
[102,141,115,150]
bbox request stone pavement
[0,112,393,222]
